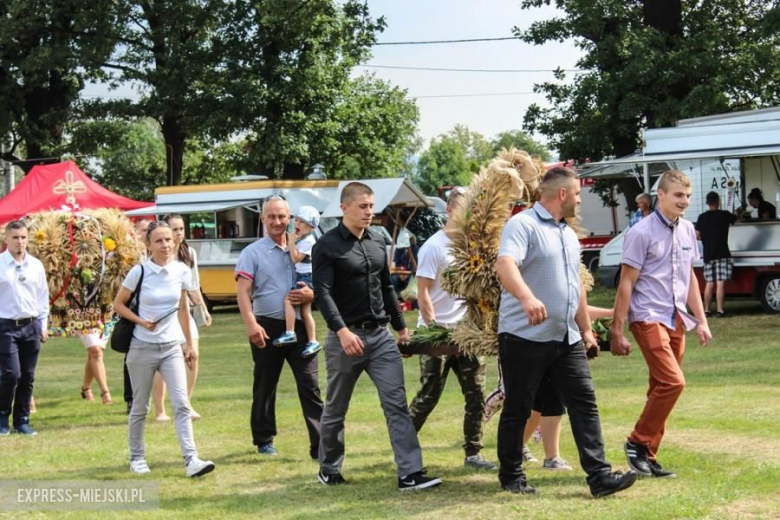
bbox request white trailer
[584,107,780,313]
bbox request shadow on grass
[157,467,551,517]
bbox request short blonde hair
[658,170,691,192]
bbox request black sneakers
[590,470,638,498]
[624,441,652,476]
[398,471,442,491]
[318,470,347,486]
[501,479,537,494]
[648,459,677,478]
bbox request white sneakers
[129,459,151,475]
[130,457,216,478]
[185,457,216,478]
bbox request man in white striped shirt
[0,220,49,436]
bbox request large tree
[0,0,117,171]
[492,130,551,161]
[314,74,420,180]
[414,126,551,195]
[217,0,391,179]
[97,0,413,183]
[413,135,472,196]
[67,118,244,200]
[98,0,230,186]
[517,0,780,207]
[447,125,494,173]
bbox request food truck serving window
[188,239,254,266]
[187,212,217,240]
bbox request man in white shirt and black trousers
[0,220,49,436]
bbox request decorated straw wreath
[411,147,594,357]
[21,208,144,337]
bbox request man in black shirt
[695,191,737,317]
[313,181,441,491]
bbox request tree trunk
[643,0,686,128]
[619,178,645,212]
[613,125,647,210]
[162,115,186,186]
[17,12,79,174]
[282,162,305,180]
[21,71,72,173]
[643,0,682,36]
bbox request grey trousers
[319,326,423,477]
[126,338,197,463]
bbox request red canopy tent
[0,160,152,225]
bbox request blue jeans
[496,333,611,486]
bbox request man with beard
[495,167,637,497]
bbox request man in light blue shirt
[494,167,637,498]
[629,193,653,227]
[235,196,323,458]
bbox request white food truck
[584,107,780,313]
[126,177,432,308]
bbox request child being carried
[272,205,321,357]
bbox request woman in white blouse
[113,221,215,478]
[151,214,212,421]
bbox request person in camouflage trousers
[407,189,497,470]
[409,353,490,464]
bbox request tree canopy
[413,126,550,195]
[67,118,244,201]
[2,0,420,187]
[519,0,780,161]
[517,0,780,207]
[413,135,471,196]
[0,0,118,171]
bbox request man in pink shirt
[610,170,712,479]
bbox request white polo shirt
[122,258,194,344]
[415,230,466,328]
[0,250,49,329]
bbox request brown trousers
[628,316,686,460]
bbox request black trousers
[0,320,41,423]
[496,332,611,487]
[250,316,323,457]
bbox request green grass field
[2,287,779,519]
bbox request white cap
[294,206,320,229]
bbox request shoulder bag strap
[129,265,145,309]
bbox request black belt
[348,319,389,330]
[0,317,37,327]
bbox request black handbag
[110,266,145,354]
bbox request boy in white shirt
[273,206,321,357]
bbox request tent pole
[389,207,402,267]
